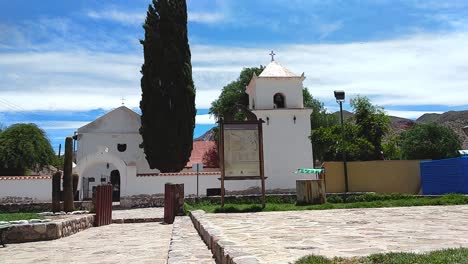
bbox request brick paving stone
[168,216,215,264]
[0,222,172,264]
[193,205,468,264]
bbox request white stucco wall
[124,174,262,196]
[0,178,51,202]
[253,109,314,189]
[248,78,304,110]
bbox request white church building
[0,57,315,205]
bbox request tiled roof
[185,141,217,168]
[137,171,221,177]
[259,61,298,77]
[0,175,51,180]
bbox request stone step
[168,216,216,264]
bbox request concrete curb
[112,217,163,224]
[189,210,261,264]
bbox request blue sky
[1,0,468,152]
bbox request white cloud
[189,12,224,23]
[1,32,468,112]
[86,9,224,25]
[318,21,343,39]
[195,114,216,124]
[37,121,92,130]
[87,10,144,25]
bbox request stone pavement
[1,222,172,264]
[168,216,216,264]
[191,205,468,263]
[112,207,164,223]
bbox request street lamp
[334,90,349,193]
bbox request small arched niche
[273,93,286,108]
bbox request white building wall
[124,175,261,196]
[251,78,304,109]
[0,178,51,202]
[254,109,315,190]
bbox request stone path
[1,222,172,264]
[192,205,468,263]
[112,207,164,223]
[168,216,216,264]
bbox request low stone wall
[0,201,93,213]
[119,193,297,208]
[190,210,259,264]
[4,215,95,244]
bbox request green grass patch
[294,248,468,264]
[0,213,43,222]
[185,194,468,213]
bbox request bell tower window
[273,93,285,108]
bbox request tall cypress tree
[140,0,196,172]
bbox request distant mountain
[194,127,216,141]
[334,110,468,149]
[197,110,468,149]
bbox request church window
[117,143,127,152]
[273,93,285,108]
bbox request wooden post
[164,183,184,224]
[94,184,113,226]
[296,179,326,205]
[219,120,225,208]
[258,119,266,208]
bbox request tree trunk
[296,179,326,205]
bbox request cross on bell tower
[269,50,276,62]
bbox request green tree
[139,0,196,172]
[311,123,373,162]
[303,88,338,130]
[209,67,264,121]
[350,96,390,160]
[400,123,461,160]
[0,123,55,175]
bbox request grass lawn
[185,193,468,213]
[294,248,468,264]
[0,213,43,222]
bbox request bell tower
[245,53,314,190]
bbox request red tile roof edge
[0,175,51,180]
[137,171,221,177]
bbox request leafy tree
[139,0,196,172]
[209,67,264,121]
[382,135,402,160]
[400,123,461,160]
[311,123,373,161]
[312,96,390,162]
[0,123,55,175]
[303,88,338,130]
[350,96,390,160]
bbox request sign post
[219,118,266,208]
[192,163,203,197]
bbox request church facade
[70,57,315,205]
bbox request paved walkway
[193,205,468,263]
[112,207,164,223]
[1,222,172,264]
[168,216,215,264]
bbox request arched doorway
[74,151,128,201]
[110,170,121,202]
[273,93,286,108]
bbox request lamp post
[334,90,349,193]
